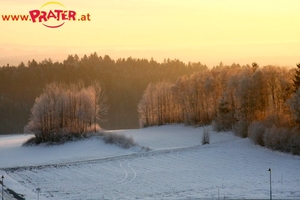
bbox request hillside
[0,125,299,199]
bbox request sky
[0,0,299,67]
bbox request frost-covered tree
[289,88,300,124]
[214,91,235,131]
[88,82,109,132]
[137,63,299,154]
[233,68,255,137]
[24,82,108,142]
[138,82,180,127]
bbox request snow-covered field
[0,125,300,199]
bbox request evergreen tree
[293,63,300,92]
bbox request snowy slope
[0,125,300,199]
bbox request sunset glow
[1,0,299,67]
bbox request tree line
[138,63,300,154]
[0,53,206,134]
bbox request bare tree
[24,82,108,142]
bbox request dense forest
[2,53,299,154]
[0,53,207,134]
[138,63,300,154]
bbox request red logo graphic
[28,2,90,28]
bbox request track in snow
[3,135,300,200]
[119,160,137,183]
[3,144,204,172]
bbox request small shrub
[289,128,300,155]
[248,121,265,146]
[102,133,136,149]
[212,115,234,132]
[23,130,137,149]
[22,133,83,146]
[202,128,210,145]
[22,136,37,146]
[233,120,248,138]
[261,125,300,155]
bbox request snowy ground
[0,125,300,199]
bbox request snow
[112,125,234,150]
[0,125,300,199]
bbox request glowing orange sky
[0,0,299,67]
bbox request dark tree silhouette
[293,63,300,92]
[0,54,205,134]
